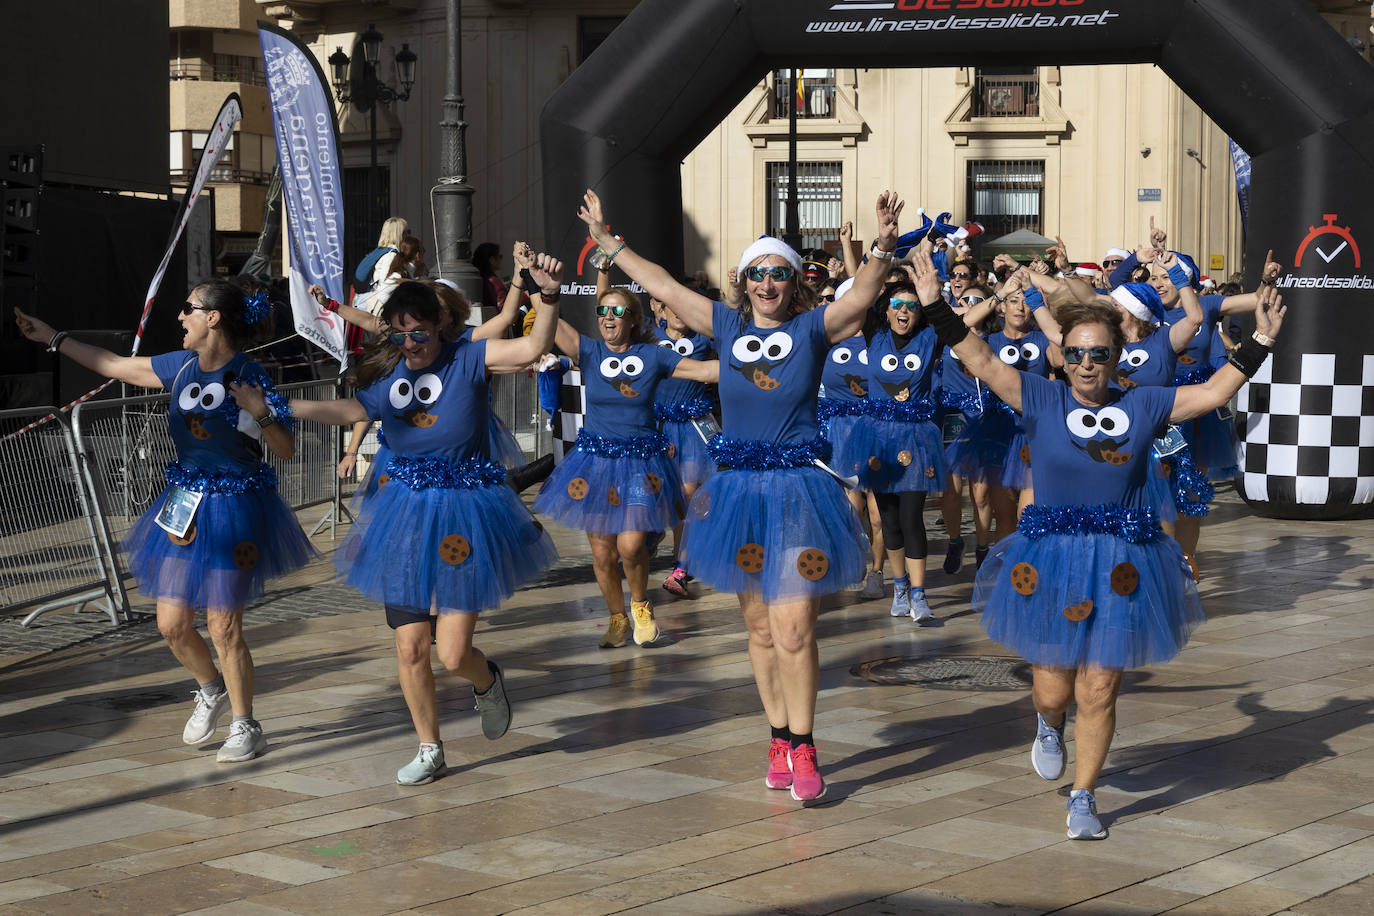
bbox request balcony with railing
[170,61,266,87]
[970,74,1040,118]
[170,166,272,186]
[770,70,838,120]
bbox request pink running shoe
[765,737,793,790]
[789,743,826,801]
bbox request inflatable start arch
[540,0,1374,520]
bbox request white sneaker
[216,719,267,762]
[396,743,446,785]
[182,687,230,745]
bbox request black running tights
[875,490,928,559]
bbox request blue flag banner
[258,21,348,366]
[1229,138,1251,232]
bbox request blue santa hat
[1110,282,1167,325]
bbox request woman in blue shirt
[15,278,314,764]
[912,249,1286,840]
[575,187,904,803]
[288,263,563,787]
[534,287,717,648]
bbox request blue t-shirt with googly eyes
[713,300,831,444]
[578,336,684,438]
[652,326,715,407]
[355,339,491,461]
[987,329,1052,378]
[152,350,275,472]
[1114,326,1179,390]
[821,334,868,403]
[865,327,939,405]
[939,342,983,406]
[1019,373,1175,509]
[1167,294,1223,375]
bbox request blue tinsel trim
[384,454,506,490]
[1173,366,1216,386]
[164,462,277,494]
[574,429,671,459]
[817,398,867,421]
[209,373,296,433]
[654,396,714,423]
[1018,503,1162,544]
[707,435,829,470]
[376,426,387,447]
[940,390,985,415]
[243,290,272,324]
[1169,446,1215,517]
[862,396,936,423]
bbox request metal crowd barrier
[1,371,552,630]
[0,407,127,627]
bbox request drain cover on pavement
[852,655,1031,690]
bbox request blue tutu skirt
[533,448,686,535]
[849,415,945,494]
[125,484,317,612]
[1179,410,1240,481]
[662,419,714,486]
[974,531,1204,669]
[825,413,866,482]
[489,412,525,470]
[946,408,1026,487]
[337,477,556,613]
[679,465,866,603]
[349,442,392,513]
[1144,452,1179,524]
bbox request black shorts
[385,603,438,633]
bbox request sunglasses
[1102,259,1124,267]
[888,298,920,312]
[387,329,432,345]
[744,265,795,283]
[1062,345,1115,365]
[596,304,628,317]
[958,295,986,306]
[181,302,212,316]
[949,272,973,280]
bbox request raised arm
[288,393,368,426]
[1218,249,1283,316]
[838,220,860,279]
[825,191,904,343]
[576,189,714,337]
[310,284,382,334]
[1157,250,1204,352]
[1171,284,1285,422]
[14,308,160,388]
[486,254,562,373]
[670,358,719,384]
[910,253,1023,412]
[472,241,533,341]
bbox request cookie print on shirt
[1066,404,1135,465]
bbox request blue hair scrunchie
[242,291,272,325]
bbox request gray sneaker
[396,743,445,785]
[1066,788,1108,840]
[216,719,266,762]
[1032,713,1066,780]
[474,660,511,740]
[859,569,885,599]
[889,580,912,617]
[909,592,935,623]
[182,686,230,745]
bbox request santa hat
[1199,275,1216,290]
[949,221,985,243]
[1111,282,1167,325]
[1075,263,1101,277]
[1104,247,1132,262]
[737,236,803,278]
[1170,251,1202,289]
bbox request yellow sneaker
[630,600,660,647]
[600,614,630,649]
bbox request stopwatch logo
[1294,214,1361,269]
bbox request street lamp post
[328,26,416,243]
[432,0,483,306]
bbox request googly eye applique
[179,382,226,412]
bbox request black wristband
[519,268,537,290]
[1226,335,1271,378]
[921,295,969,349]
[539,290,561,304]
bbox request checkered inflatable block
[1236,353,1374,507]
[552,369,585,464]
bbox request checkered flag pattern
[552,369,586,463]
[1236,353,1374,507]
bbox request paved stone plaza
[2,492,1374,914]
